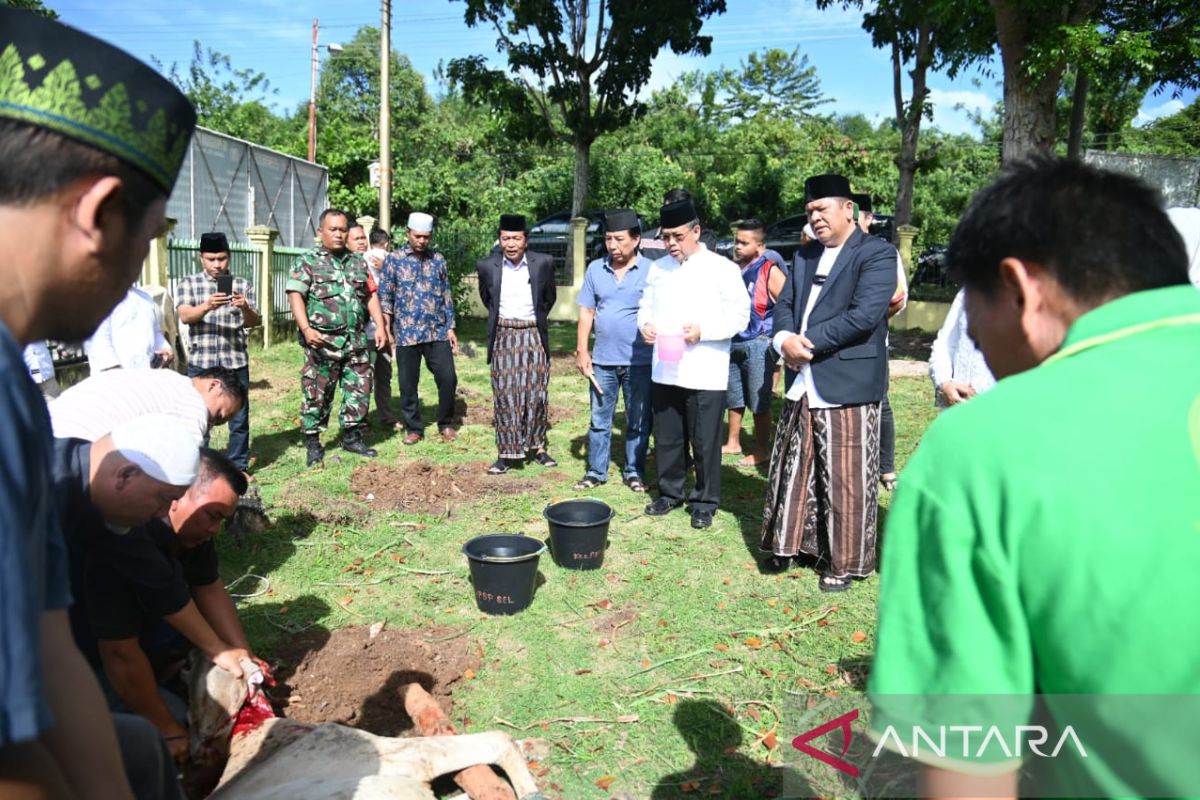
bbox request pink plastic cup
[658,333,686,363]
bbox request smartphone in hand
[215,274,234,296]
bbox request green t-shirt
[869,286,1200,796]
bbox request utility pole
[308,18,318,163]
[378,0,391,231]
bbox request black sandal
[533,451,558,467]
[486,459,509,475]
[573,477,604,490]
[624,476,648,493]
[818,573,853,593]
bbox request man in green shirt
[287,209,387,466]
[869,157,1200,798]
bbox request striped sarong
[759,396,881,578]
[491,318,550,459]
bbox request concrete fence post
[569,216,588,290]
[246,225,279,349]
[141,216,176,288]
[895,224,919,281]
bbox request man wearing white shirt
[86,285,174,372]
[759,174,896,591]
[637,198,750,529]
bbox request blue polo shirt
[0,321,71,746]
[578,255,654,366]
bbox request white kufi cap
[110,413,200,487]
[407,212,434,233]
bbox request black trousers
[373,343,397,423]
[652,382,724,513]
[396,339,458,433]
[880,392,896,474]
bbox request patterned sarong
[491,318,550,459]
[759,396,881,578]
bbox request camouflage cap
[0,8,196,192]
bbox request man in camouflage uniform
[287,209,388,466]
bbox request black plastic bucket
[462,534,545,615]
[544,499,615,570]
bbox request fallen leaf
[640,658,651,668]
[589,599,613,610]
[783,606,793,614]
[722,745,739,755]
[758,668,774,678]
[722,578,732,585]
[597,639,609,648]
[714,643,729,652]
[595,776,615,791]
[574,668,593,675]
[763,731,778,749]
[278,605,289,615]
[744,637,763,649]
[741,562,755,570]
[681,780,701,793]
[663,693,678,705]
[464,669,476,680]
[658,619,669,628]
[825,665,838,675]
[766,598,778,608]
[643,574,654,581]
[746,706,762,722]
[340,596,353,606]
[851,631,868,643]
[818,618,831,627]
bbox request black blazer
[775,228,897,406]
[476,250,557,362]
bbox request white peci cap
[407,212,434,233]
[109,413,200,487]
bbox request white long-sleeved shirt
[636,244,750,391]
[86,286,168,371]
[772,244,842,408]
[929,288,995,403]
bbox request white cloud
[1134,98,1185,128]
[925,88,997,136]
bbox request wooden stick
[587,372,603,396]
[401,683,517,800]
[494,714,639,732]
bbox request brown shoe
[439,427,458,442]
[403,432,423,445]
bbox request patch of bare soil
[268,625,481,736]
[889,328,936,361]
[352,459,542,515]
[454,385,573,430]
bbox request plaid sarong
[759,396,881,578]
[491,318,549,459]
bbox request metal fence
[271,247,310,323]
[167,240,261,302]
[167,127,328,248]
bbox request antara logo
[792,708,860,778]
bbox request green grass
[211,319,938,799]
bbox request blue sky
[51,0,1196,138]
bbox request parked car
[514,210,649,284]
[715,213,895,263]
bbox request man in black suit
[759,174,897,592]
[476,214,558,474]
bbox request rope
[226,571,271,599]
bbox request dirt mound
[352,459,542,515]
[268,625,481,736]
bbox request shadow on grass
[221,509,316,580]
[250,426,302,472]
[651,699,806,799]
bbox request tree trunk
[1067,68,1089,159]
[992,0,1095,162]
[571,137,590,217]
[893,22,932,228]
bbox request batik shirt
[175,272,255,369]
[285,246,371,353]
[376,246,456,347]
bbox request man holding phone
[176,232,260,473]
